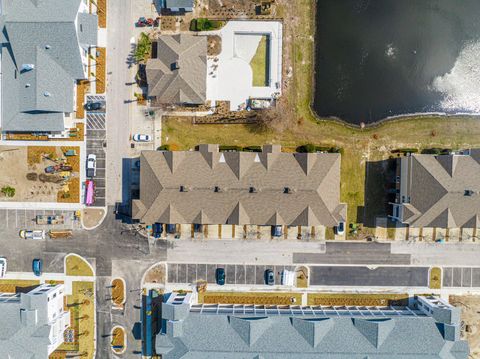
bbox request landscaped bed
[250,35,269,86]
[429,267,442,289]
[111,278,125,307]
[199,291,303,305]
[65,254,94,277]
[54,281,95,359]
[0,279,40,293]
[111,326,126,354]
[307,293,409,306]
[96,48,106,94]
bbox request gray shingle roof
[156,313,469,358]
[146,34,207,104]
[132,145,346,226]
[400,152,480,228]
[1,0,98,132]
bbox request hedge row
[296,144,342,154]
[190,18,224,31]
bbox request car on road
[32,259,42,277]
[19,230,46,240]
[335,221,345,236]
[265,269,275,285]
[0,257,7,278]
[136,17,154,27]
[133,134,151,142]
[215,268,225,285]
[86,154,97,177]
[85,101,104,111]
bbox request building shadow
[115,157,140,223]
[364,158,397,227]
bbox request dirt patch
[161,16,176,31]
[207,35,221,56]
[97,0,107,28]
[307,293,409,306]
[82,208,105,229]
[450,295,480,358]
[429,267,442,289]
[27,146,57,165]
[295,266,308,288]
[207,0,277,18]
[143,263,166,285]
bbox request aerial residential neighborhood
[0,0,480,358]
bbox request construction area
[450,295,480,358]
[0,146,80,203]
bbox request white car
[19,230,46,240]
[86,153,97,177]
[0,257,6,278]
[133,134,151,142]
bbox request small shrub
[391,148,419,154]
[157,144,171,151]
[243,146,262,152]
[1,186,15,197]
[297,143,316,153]
[219,145,242,152]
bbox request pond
[313,0,480,125]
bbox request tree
[134,33,152,63]
[1,186,15,198]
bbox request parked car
[265,269,275,285]
[335,221,345,235]
[271,225,283,237]
[19,230,46,240]
[215,268,225,285]
[86,154,97,177]
[85,101,104,111]
[133,134,152,142]
[0,257,7,278]
[32,259,42,277]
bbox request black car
[216,268,225,285]
[85,101,104,111]
[265,269,275,285]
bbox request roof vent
[25,83,31,88]
[21,64,35,72]
[45,45,51,49]
[465,190,474,196]
[214,186,221,193]
[44,91,51,97]
[284,187,291,194]
[179,185,188,192]
[249,186,257,193]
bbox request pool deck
[205,20,283,111]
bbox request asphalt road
[310,266,429,287]
[293,242,411,265]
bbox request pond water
[313,0,480,125]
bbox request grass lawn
[55,281,95,358]
[307,293,409,306]
[162,0,480,238]
[65,254,94,276]
[429,267,442,289]
[250,35,269,87]
[199,291,303,305]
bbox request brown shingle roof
[132,145,346,226]
[146,34,206,104]
[402,152,480,228]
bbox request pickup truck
[86,154,96,178]
[19,230,46,240]
[36,215,64,225]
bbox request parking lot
[0,208,82,232]
[443,267,480,288]
[167,263,296,285]
[86,95,106,207]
